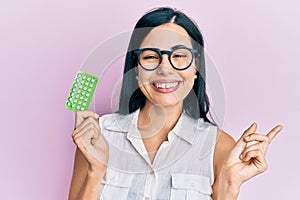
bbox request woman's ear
[194,66,199,79]
[193,66,197,74]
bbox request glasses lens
[171,48,193,69]
[139,49,160,70]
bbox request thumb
[236,122,257,148]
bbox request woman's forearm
[217,181,240,200]
[217,169,241,200]
[77,169,105,200]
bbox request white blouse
[97,109,218,200]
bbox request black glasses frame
[133,46,198,71]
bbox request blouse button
[109,176,115,183]
[150,169,154,175]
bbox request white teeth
[154,82,179,89]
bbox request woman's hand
[220,122,283,188]
[72,110,109,173]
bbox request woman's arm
[68,148,89,200]
[68,148,105,200]
[69,148,105,200]
[68,111,109,200]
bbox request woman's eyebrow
[171,44,189,50]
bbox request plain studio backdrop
[0,0,299,199]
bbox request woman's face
[137,23,197,108]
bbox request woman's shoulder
[216,128,236,151]
[99,112,122,121]
[98,111,137,132]
[213,128,236,175]
[192,115,235,147]
[214,128,235,162]
[99,111,135,121]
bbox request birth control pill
[65,71,99,112]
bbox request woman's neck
[138,100,183,140]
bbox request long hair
[118,7,217,126]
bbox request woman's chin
[150,97,183,109]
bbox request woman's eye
[143,55,158,60]
[173,54,187,58]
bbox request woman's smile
[151,79,181,93]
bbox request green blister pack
[65,71,99,112]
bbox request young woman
[68,7,282,200]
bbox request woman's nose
[157,54,173,75]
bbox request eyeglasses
[134,45,198,71]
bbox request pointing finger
[266,125,283,142]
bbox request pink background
[1,0,299,199]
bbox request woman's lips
[151,80,181,93]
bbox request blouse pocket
[170,174,212,200]
[99,168,135,200]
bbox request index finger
[266,125,283,142]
